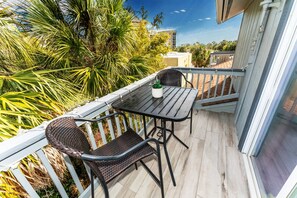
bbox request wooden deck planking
[93,110,249,198]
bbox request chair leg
[157,146,164,198]
[190,108,193,134]
[135,162,138,170]
[91,171,95,198]
[171,121,174,134]
[101,179,109,198]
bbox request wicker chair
[156,69,194,134]
[45,112,164,198]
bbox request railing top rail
[0,66,245,171]
[170,66,246,73]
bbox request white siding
[232,0,286,139]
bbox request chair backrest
[157,69,192,87]
[45,117,91,158]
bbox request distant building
[163,52,192,67]
[209,51,234,66]
[131,18,141,27]
[151,29,177,49]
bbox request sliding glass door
[252,66,297,197]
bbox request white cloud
[174,10,180,13]
[205,17,211,20]
[180,9,186,12]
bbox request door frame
[240,0,297,197]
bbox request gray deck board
[93,110,249,198]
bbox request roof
[210,51,235,55]
[163,52,191,58]
[216,0,253,23]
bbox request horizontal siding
[233,0,286,139]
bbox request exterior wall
[210,54,234,65]
[164,58,178,66]
[156,30,176,49]
[163,52,192,67]
[233,0,286,139]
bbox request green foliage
[25,0,158,96]
[0,1,170,196]
[151,12,164,29]
[139,6,148,20]
[191,44,210,67]
[152,79,162,89]
[177,40,237,67]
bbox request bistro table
[112,83,198,186]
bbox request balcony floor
[94,110,250,198]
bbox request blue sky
[125,0,242,46]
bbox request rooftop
[163,52,191,58]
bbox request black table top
[112,84,198,121]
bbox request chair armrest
[186,79,194,88]
[74,112,128,126]
[81,138,160,162]
[179,71,193,88]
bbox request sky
[125,0,243,46]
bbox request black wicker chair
[155,69,194,135]
[45,112,164,198]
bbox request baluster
[11,167,39,198]
[196,73,200,92]
[134,114,139,133]
[36,149,68,198]
[221,75,227,96]
[207,74,213,99]
[214,74,219,98]
[228,76,234,95]
[63,154,84,194]
[186,72,189,88]
[84,122,97,149]
[123,113,128,131]
[97,116,107,144]
[190,70,194,85]
[201,74,206,99]
[128,113,134,130]
[104,110,115,140]
[115,113,122,136]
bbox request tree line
[176,40,237,67]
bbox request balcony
[94,111,249,198]
[0,67,247,198]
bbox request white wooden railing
[0,74,157,198]
[0,67,245,197]
[175,67,245,108]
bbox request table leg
[161,119,176,186]
[171,120,189,149]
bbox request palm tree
[0,1,171,195]
[140,6,148,20]
[0,14,80,197]
[25,0,142,97]
[151,12,164,29]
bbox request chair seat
[91,129,155,183]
